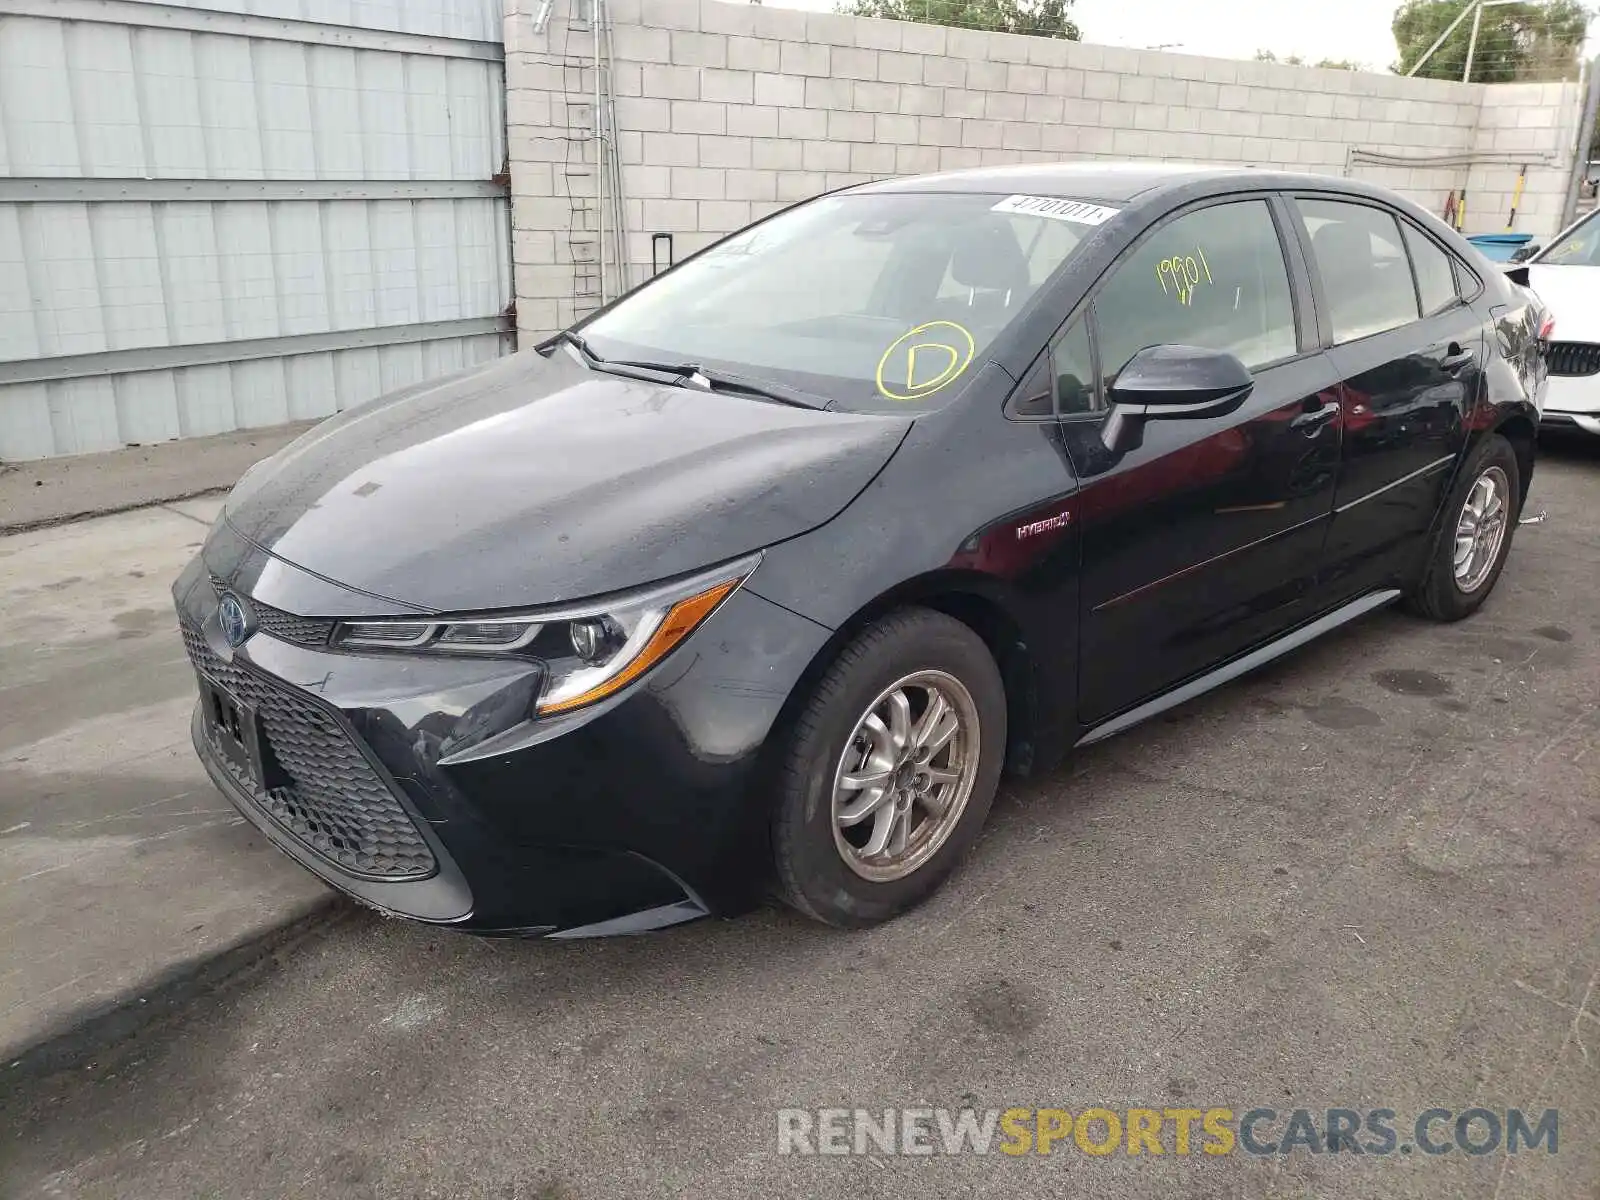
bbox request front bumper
[192,703,478,923]
[1539,411,1600,436]
[1540,373,1600,434]
[175,539,833,935]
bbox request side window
[1011,354,1054,417]
[1093,199,1297,382]
[1297,198,1420,343]
[1053,319,1097,414]
[1402,222,1458,317]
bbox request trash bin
[1466,233,1535,262]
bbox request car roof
[858,162,1343,205]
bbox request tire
[1407,433,1521,622]
[772,607,1006,929]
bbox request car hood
[222,349,910,612]
[1526,264,1600,340]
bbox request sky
[761,0,1425,71]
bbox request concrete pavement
[0,423,312,535]
[2,441,1596,1198]
[0,496,333,1066]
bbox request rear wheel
[772,608,1005,928]
[1408,433,1521,621]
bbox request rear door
[1065,195,1343,724]
[1290,197,1482,598]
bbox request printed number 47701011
[1156,247,1213,306]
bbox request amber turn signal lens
[536,579,740,716]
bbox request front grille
[1545,341,1600,377]
[209,577,336,647]
[182,625,436,880]
[257,607,337,646]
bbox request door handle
[1441,343,1474,374]
[1290,401,1339,434]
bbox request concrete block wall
[505,0,1586,339]
[1466,82,1586,238]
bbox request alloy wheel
[1452,465,1510,594]
[830,670,981,883]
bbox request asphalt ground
[0,498,332,1063]
[3,439,1597,1200]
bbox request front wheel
[772,608,1006,928]
[1408,433,1521,621]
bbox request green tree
[1257,49,1364,69]
[1392,0,1591,82]
[837,0,1081,39]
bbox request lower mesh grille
[182,625,436,880]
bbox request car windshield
[1538,209,1600,266]
[579,191,1108,412]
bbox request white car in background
[1524,207,1600,437]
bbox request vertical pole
[1463,1,1483,83]
[593,0,606,305]
[1406,0,1477,77]
[602,0,630,294]
[1560,57,1600,228]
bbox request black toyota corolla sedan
[175,164,1548,935]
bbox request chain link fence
[1400,0,1592,83]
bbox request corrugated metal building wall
[0,0,513,461]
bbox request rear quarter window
[1402,223,1458,317]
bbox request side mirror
[1509,243,1541,263]
[1101,345,1255,453]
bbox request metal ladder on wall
[543,0,629,320]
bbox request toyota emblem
[218,593,254,648]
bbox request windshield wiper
[542,328,604,364]
[546,335,831,410]
[606,360,832,410]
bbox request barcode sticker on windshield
[991,195,1120,225]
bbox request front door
[1065,196,1342,725]
[1291,197,1481,598]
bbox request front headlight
[332,555,759,717]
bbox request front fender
[745,378,1086,767]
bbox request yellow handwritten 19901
[1156,246,1214,306]
[875,321,977,402]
